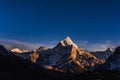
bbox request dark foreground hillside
[0,45,71,80]
[0,55,74,80]
[72,70,120,80]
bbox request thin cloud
[0,39,57,50]
[76,40,119,51]
[0,39,119,51]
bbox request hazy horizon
[0,36,118,52]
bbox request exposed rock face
[29,50,39,63]
[37,37,103,73]
[104,47,120,70]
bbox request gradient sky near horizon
[0,0,120,50]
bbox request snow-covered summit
[11,48,28,53]
[58,37,78,48]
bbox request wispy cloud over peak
[0,39,119,51]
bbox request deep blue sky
[0,0,120,43]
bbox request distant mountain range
[10,37,113,73]
[1,37,120,80]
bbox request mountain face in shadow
[0,45,12,55]
[104,47,120,70]
[0,45,41,80]
[0,45,72,80]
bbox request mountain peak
[37,37,102,73]
[59,37,78,48]
[64,36,72,41]
[106,48,114,52]
[63,36,73,44]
